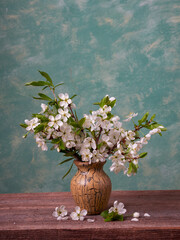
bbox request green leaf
[150,114,156,121]
[38,71,53,85]
[70,94,77,99]
[59,139,66,151]
[97,142,104,150]
[54,83,64,88]
[34,124,45,134]
[139,112,149,125]
[93,102,100,106]
[100,210,109,219]
[20,123,28,128]
[114,214,123,221]
[79,117,85,127]
[32,114,49,122]
[25,81,51,87]
[99,96,109,108]
[42,86,49,91]
[58,157,74,165]
[109,99,116,108]
[62,163,73,180]
[38,93,52,101]
[128,162,133,174]
[139,152,148,158]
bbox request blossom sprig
[70,206,87,221]
[20,71,167,179]
[101,200,126,222]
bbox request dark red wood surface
[0,190,180,239]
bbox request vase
[70,160,112,215]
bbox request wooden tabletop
[0,190,180,240]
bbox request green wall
[0,0,180,193]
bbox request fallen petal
[87,219,95,223]
[131,218,139,222]
[144,213,151,217]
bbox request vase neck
[73,160,105,172]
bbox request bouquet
[20,71,166,179]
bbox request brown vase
[70,160,112,215]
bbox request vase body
[70,160,112,215]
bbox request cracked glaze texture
[70,160,112,215]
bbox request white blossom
[25,118,40,131]
[35,134,48,151]
[109,201,126,215]
[48,115,63,130]
[58,93,72,108]
[124,112,138,122]
[58,108,71,122]
[70,206,87,221]
[52,206,68,220]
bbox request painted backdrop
[0,0,180,193]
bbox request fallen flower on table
[101,200,126,222]
[52,205,68,220]
[70,206,87,221]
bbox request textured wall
[0,0,180,193]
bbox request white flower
[83,137,96,150]
[52,206,68,220]
[70,206,87,221]
[144,213,150,217]
[58,93,72,108]
[41,103,48,113]
[131,218,139,222]
[58,108,71,122]
[80,148,93,162]
[133,212,140,218]
[108,201,126,215]
[25,117,40,131]
[124,112,138,122]
[48,115,63,130]
[35,135,48,151]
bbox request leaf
[25,81,51,87]
[20,123,28,128]
[127,162,133,174]
[93,102,100,105]
[32,114,49,122]
[54,83,64,88]
[42,86,49,91]
[139,112,149,125]
[109,99,116,108]
[62,163,73,180]
[100,210,109,219]
[58,157,74,165]
[34,124,45,134]
[70,94,77,99]
[38,93,52,101]
[79,117,85,127]
[150,114,156,121]
[114,215,123,221]
[99,96,109,108]
[97,142,104,150]
[38,71,53,85]
[139,152,148,158]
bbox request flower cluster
[52,205,94,222]
[21,71,167,178]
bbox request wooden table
[0,190,180,239]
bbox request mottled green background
[0,0,180,193]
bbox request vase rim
[73,160,106,167]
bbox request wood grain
[70,160,112,215]
[0,190,180,239]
